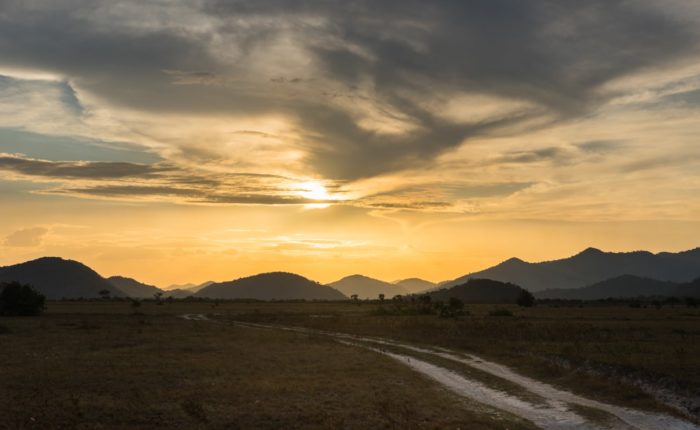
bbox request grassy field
[1,300,699,428]
[221,301,700,418]
[0,302,536,430]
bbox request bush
[516,289,535,307]
[0,282,46,316]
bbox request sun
[298,181,331,201]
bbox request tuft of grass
[488,308,514,317]
[181,398,208,423]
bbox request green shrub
[0,282,46,316]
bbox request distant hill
[167,283,196,291]
[0,257,123,299]
[440,247,700,292]
[329,275,407,299]
[674,278,700,298]
[108,276,163,298]
[167,281,214,292]
[536,275,678,300]
[430,278,526,304]
[394,278,436,293]
[537,275,700,300]
[196,272,346,300]
[163,288,196,299]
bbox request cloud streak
[0,152,345,206]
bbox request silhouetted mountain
[196,272,346,300]
[536,275,678,300]
[440,247,700,292]
[193,281,214,291]
[430,278,526,304]
[167,281,214,292]
[163,288,195,299]
[167,282,197,291]
[394,278,436,293]
[107,276,163,298]
[0,257,123,299]
[329,275,407,299]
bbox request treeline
[369,289,535,319]
[539,296,698,308]
[0,282,46,316]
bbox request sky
[1,0,700,286]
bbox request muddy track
[179,315,699,430]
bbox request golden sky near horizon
[1,1,700,286]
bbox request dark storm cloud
[0,1,697,180]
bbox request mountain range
[0,257,124,299]
[107,276,163,298]
[328,275,407,299]
[394,278,437,293]
[0,258,346,300]
[440,247,700,292]
[536,275,700,300]
[1,246,699,301]
[195,272,346,300]
[166,281,214,293]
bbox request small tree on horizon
[99,289,111,301]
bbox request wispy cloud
[3,226,49,247]
[0,0,699,221]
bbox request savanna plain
[1,300,699,429]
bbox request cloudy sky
[1,0,699,285]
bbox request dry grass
[0,303,537,430]
[224,301,700,417]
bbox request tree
[516,289,535,307]
[99,289,111,300]
[154,291,164,305]
[0,282,46,316]
[378,293,385,302]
